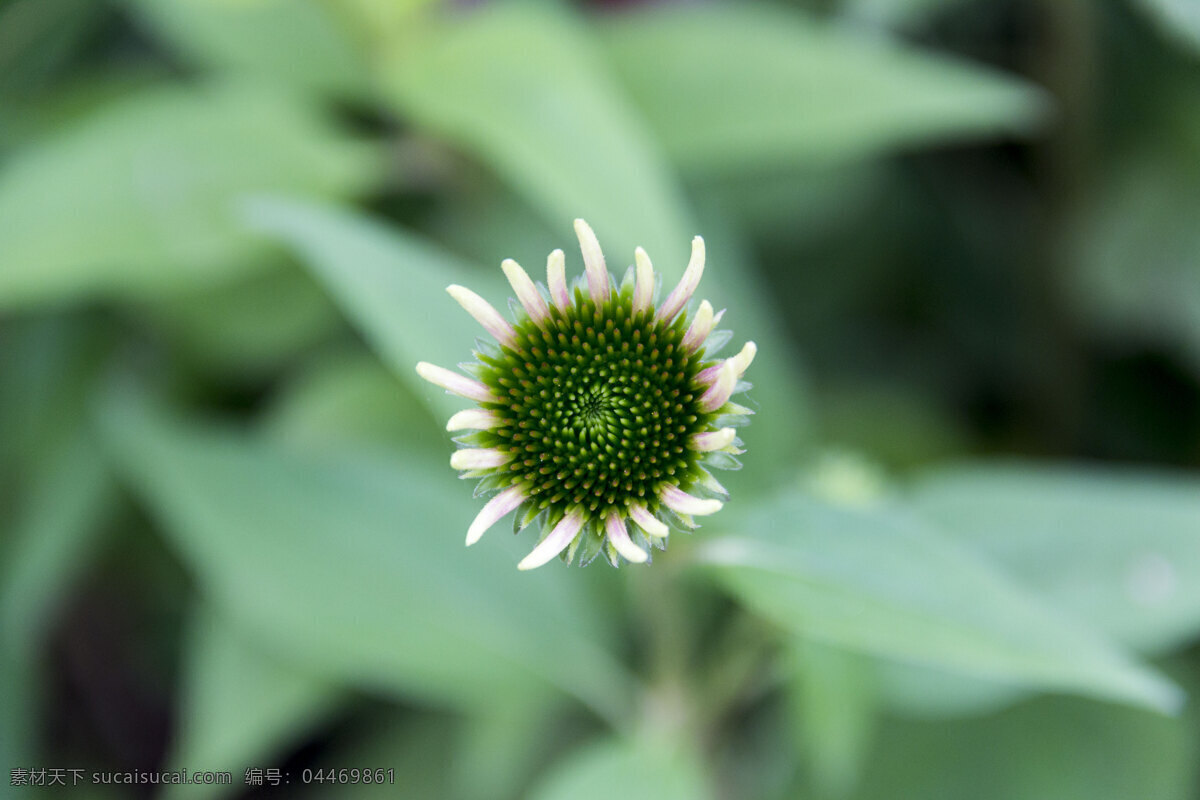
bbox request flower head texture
[417,220,754,570]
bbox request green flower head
[417,220,755,570]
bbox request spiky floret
[417,220,754,570]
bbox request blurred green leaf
[911,463,1200,654]
[0,428,111,771]
[1133,0,1200,55]
[124,0,367,97]
[164,607,343,800]
[244,196,509,421]
[381,3,690,269]
[0,82,379,308]
[599,3,1046,172]
[847,695,1192,800]
[787,642,878,798]
[100,403,633,723]
[698,490,1182,713]
[0,0,107,96]
[297,711,458,800]
[263,349,445,455]
[527,737,712,800]
[136,265,344,377]
[1072,146,1200,376]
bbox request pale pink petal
[446,285,516,347]
[632,247,655,314]
[697,341,756,385]
[628,503,669,538]
[690,427,736,452]
[518,510,585,570]
[605,513,648,563]
[682,300,716,352]
[547,249,570,310]
[656,236,705,323]
[501,258,550,324]
[416,362,494,403]
[661,485,723,516]
[698,360,738,413]
[575,219,610,303]
[446,408,501,431]
[466,485,526,546]
[450,448,511,471]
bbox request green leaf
[262,349,445,456]
[381,3,690,269]
[527,737,712,800]
[1133,0,1200,56]
[847,695,1192,800]
[1071,145,1200,375]
[0,82,379,308]
[123,0,367,97]
[787,641,878,798]
[243,196,510,420]
[911,463,1200,654]
[136,265,343,377]
[599,3,1047,171]
[100,402,632,723]
[698,490,1182,713]
[163,607,342,800]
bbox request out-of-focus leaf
[163,607,342,800]
[100,403,632,723]
[296,712,457,800]
[454,696,560,800]
[244,196,509,420]
[1133,0,1200,55]
[381,3,689,269]
[0,429,111,771]
[136,265,343,377]
[847,695,1192,800]
[124,0,367,97]
[787,642,877,798]
[263,349,444,455]
[599,3,1046,172]
[1,431,111,661]
[911,464,1200,654]
[0,0,107,96]
[0,83,379,308]
[527,737,712,800]
[1072,146,1200,375]
[698,490,1181,713]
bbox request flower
[417,220,755,570]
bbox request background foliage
[2,0,1199,798]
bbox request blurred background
[2,0,1199,798]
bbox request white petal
[632,247,655,314]
[629,503,669,538]
[446,285,516,347]
[682,300,716,352]
[518,510,585,570]
[575,218,610,303]
[656,236,705,323]
[698,359,738,413]
[416,362,494,403]
[731,341,757,376]
[661,485,723,517]
[690,427,736,452]
[605,513,648,563]
[466,485,525,546]
[547,248,570,310]
[446,408,501,431]
[501,258,550,324]
[450,448,510,470]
